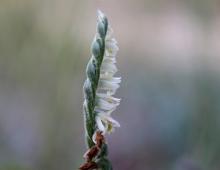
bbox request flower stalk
[80,10,120,170]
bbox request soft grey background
[0,0,220,170]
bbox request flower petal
[106,40,119,52]
[106,27,113,39]
[96,116,105,132]
[100,77,121,84]
[100,62,118,74]
[98,80,120,93]
[103,57,116,64]
[106,116,120,128]
[96,93,121,105]
[96,98,118,111]
[97,113,120,133]
[105,48,118,57]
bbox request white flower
[96,112,120,134]
[95,11,121,134]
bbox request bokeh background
[1,0,220,170]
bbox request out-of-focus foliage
[0,0,220,170]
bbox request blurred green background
[0,0,220,170]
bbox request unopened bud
[91,39,101,57]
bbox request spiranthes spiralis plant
[79,10,121,170]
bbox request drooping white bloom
[95,10,121,134]
[96,112,120,132]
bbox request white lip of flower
[95,112,120,135]
[95,10,121,134]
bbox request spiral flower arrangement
[79,10,120,170]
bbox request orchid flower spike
[94,10,120,135]
[83,10,121,146]
[81,10,120,170]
